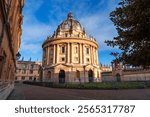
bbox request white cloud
[20,0,120,63]
[79,12,117,52]
[20,0,50,57]
[22,23,50,42]
[21,43,41,54]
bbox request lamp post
[16,52,21,60]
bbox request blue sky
[20,0,120,65]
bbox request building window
[65,33,68,37]
[86,58,90,62]
[43,49,46,58]
[21,76,25,80]
[50,58,53,63]
[86,48,89,54]
[74,57,78,61]
[29,77,32,80]
[22,64,26,69]
[30,70,33,74]
[75,47,78,53]
[22,69,26,74]
[62,46,65,53]
[61,57,65,61]
[50,48,53,55]
[30,64,34,69]
[18,69,21,73]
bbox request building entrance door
[59,70,65,84]
[88,70,93,82]
[116,73,121,82]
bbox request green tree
[105,0,150,68]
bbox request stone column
[47,46,50,65]
[56,44,59,63]
[94,48,97,65]
[92,47,95,64]
[90,46,93,64]
[45,47,48,65]
[67,43,70,63]
[96,49,99,65]
[93,47,95,65]
[79,43,82,64]
[89,46,92,64]
[70,43,73,63]
[42,69,45,81]
[82,44,84,64]
[53,44,56,64]
[92,47,94,65]
[42,48,45,65]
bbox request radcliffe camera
[0,0,150,100]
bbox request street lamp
[16,52,21,60]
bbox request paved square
[7,83,150,100]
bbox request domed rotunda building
[42,12,101,83]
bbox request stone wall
[42,64,101,83]
[101,69,150,82]
[0,0,24,99]
[101,72,116,82]
[121,69,150,81]
[0,82,14,100]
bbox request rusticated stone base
[0,83,14,100]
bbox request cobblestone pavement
[7,83,150,100]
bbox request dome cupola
[52,12,86,38]
[67,12,73,20]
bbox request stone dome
[52,12,86,38]
[58,12,83,32]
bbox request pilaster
[67,43,70,63]
[56,44,59,63]
[82,44,85,64]
[47,46,50,65]
[79,43,82,64]
[53,44,56,64]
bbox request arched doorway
[97,71,99,78]
[48,71,51,79]
[59,70,65,84]
[76,70,80,82]
[116,73,121,82]
[88,70,93,82]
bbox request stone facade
[0,0,24,99]
[16,61,42,81]
[102,63,150,82]
[42,13,101,83]
[100,64,112,72]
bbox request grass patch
[23,81,150,89]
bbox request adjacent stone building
[0,0,24,99]
[16,60,42,81]
[42,12,101,83]
[102,62,150,82]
